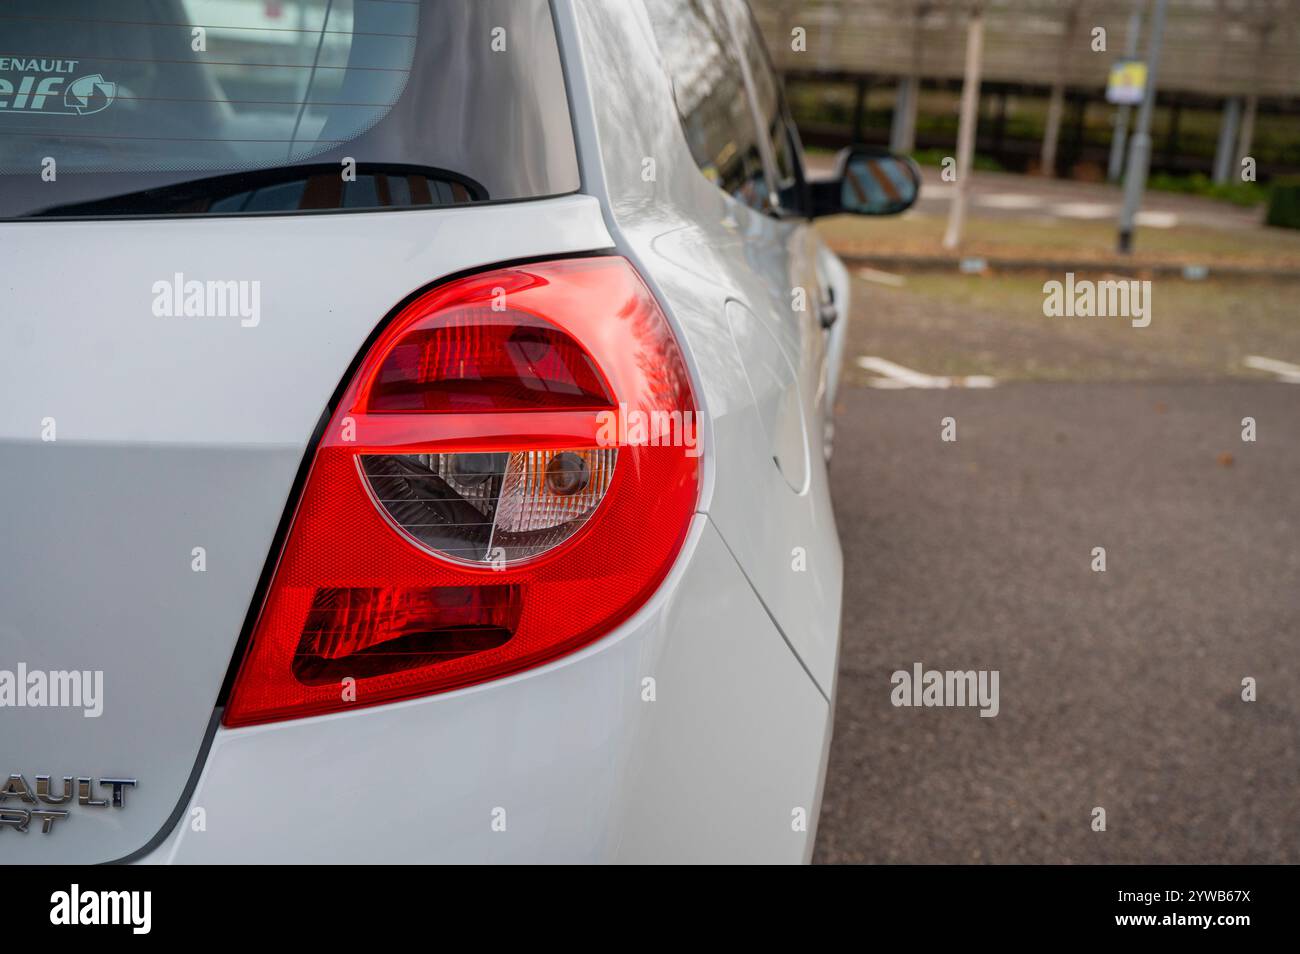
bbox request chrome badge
[0,774,135,834]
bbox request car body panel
[1,0,845,865]
[559,0,844,694]
[136,518,829,863]
[0,195,614,864]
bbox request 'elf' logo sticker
[0,72,116,116]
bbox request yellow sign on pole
[1107,59,1147,105]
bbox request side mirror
[810,146,921,218]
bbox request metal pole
[1041,82,1066,176]
[1237,93,1258,169]
[890,77,916,152]
[1042,2,1081,178]
[942,4,984,250]
[1212,97,1243,184]
[1107,2,1144,182]
[1117,0,1169,254]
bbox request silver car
[0,0,915,863]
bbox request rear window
[0,0,579,218]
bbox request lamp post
[942,1,985,250]
[1117,0,1170,254]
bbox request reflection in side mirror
[840,150,920,215]
[811,147,921,218]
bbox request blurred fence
[754,1,1300,96]
[753,0,1300,178]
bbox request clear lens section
[360,448,616,565]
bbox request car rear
[0,0,830,864]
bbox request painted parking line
[976,193,1044,210]
[1244,355,1300,383]
[856,267,907,287]
[1050,201,1115,219]
[1136,210,1180,228]
[856,355,996,389]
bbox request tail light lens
[224,257,700,727]
[358,447,618,566]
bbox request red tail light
[223,257,700,727]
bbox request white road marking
[856,267,906,287]
[1050,201,1115,219]
[857,355,996,389]
[977,193,1043,210]
[1136,210,1179,228]
[1244,355,1300,383]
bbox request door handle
[818,301,838,329]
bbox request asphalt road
[813,380,1300,863]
